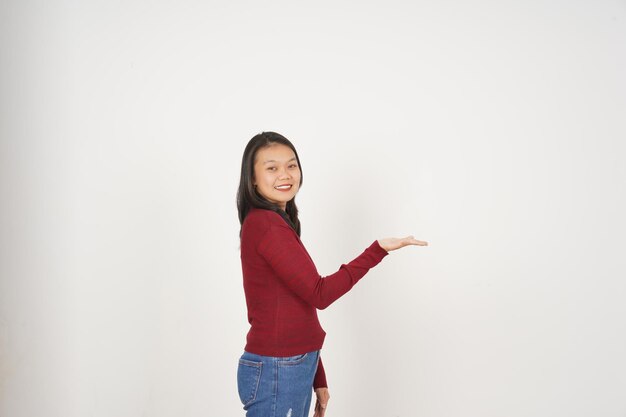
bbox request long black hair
[236,131,303,238]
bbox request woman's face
[253,144,301,210]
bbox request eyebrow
[263,158,297,164]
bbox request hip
[236,349,320,413]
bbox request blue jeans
[237,350,320,417]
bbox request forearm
[313,355,327,389]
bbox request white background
[1,1,625,416]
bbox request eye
[267,167,276,171]
[289,164,298,168]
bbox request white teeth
[275,185,291,189]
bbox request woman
[236,132,427,417]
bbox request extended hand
[313,387,329,417]
[377,235,428,252]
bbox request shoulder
[246,207,282,223]
[241,208,296,252]
[243,208,289,232]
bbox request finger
[313,401,321,417]
[406,237,428,246]
[314,402,325,417]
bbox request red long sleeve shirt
[239,207,389,388]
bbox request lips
[274,184,292,190]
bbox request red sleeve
[256,222,389,310]
[313,355,328,389]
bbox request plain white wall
[1,1,625,416]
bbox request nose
[278,167,292,178]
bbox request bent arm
[257,223,389,309]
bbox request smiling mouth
[274,185,292,190]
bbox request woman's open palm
[377,235,428,252]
